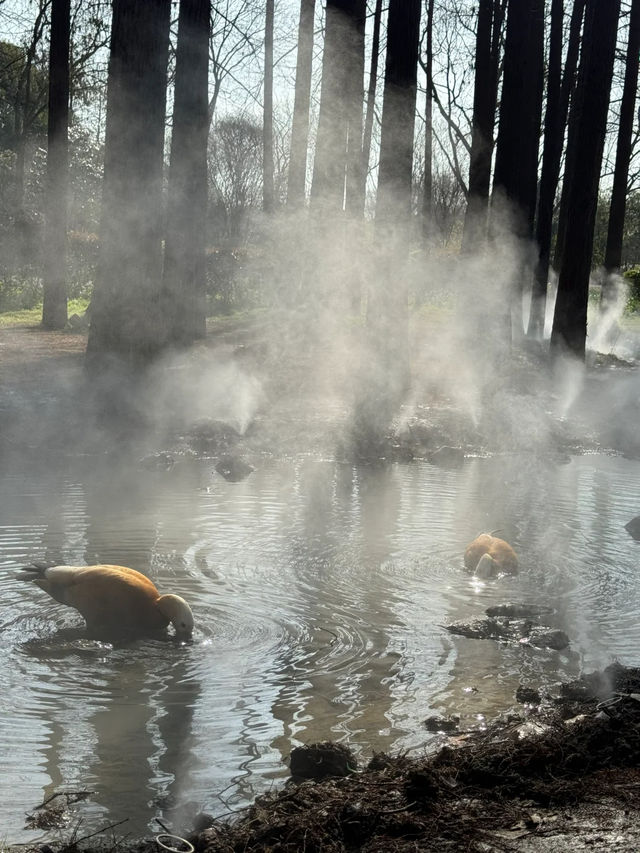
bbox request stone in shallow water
[215,455,254,482]
[624,515,640,540]
[424,715,460,733]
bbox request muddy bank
[183,662,640,852]
[22,663,640,853]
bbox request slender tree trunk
[551,0,621,358]
[310,0,361,211]
[162,0,210,347]
[603,0,640,292]
[263,0,275,212]
[528,0,583,338]
[42,0,70,330]
[422,0,435,242]
[345,0,366,215]
[491,0,544,338]
[287,0,316,206]
[461,0,496,253]
[356,0,382,216]
[492,0,544,237]
[373,0,421,371]
[552,0,588,273]
[375,0,421,225]
[86,0,171,369]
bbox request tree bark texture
[422,0,435,241]
[528,0,585,338]
[552,0,588,272]
[375,0,421,225]
[461,0,497,253]
[287,0,316,206]
[86,0,171,368]
[42,0,70,330]
[263,0,275,212]
[310,0,363,212]
[492,0,544,240]
[603,0,640,281]
[162,0,211,347]
[551,0,621,358]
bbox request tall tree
[263,0,275,212]
[528,0,586,338]
[344,0,366,216]
[42,0,71,330]
[355,0,382,215]
[374,0,421,368]
[375,0,421,225]
[460,0,498,253]
[162,0,210,347]
[353,0,421,451]
[551,0,621,358]
[552,0,589,273]
[603,0,640,292]
[310,0,362,211]
[422,0,435,241]
[287,0,315,206]
[491,0,544,337]
[86,0,171,368]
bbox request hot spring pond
[2,449,640,841]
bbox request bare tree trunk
[460,0,496,253]
[552,0,588,273]
[287,0,315,206]
[551,0,621,358]
[263,0,275,213]
[86,0,171,369]
[162,0,210,347]
[344,0,366,215]
[527,0,576,339]
[491,0,544,338]
[356,0,382,216]
[374,0,421,373]
[603,0,640,290]
[310,0,360,211]
[422,0,434,242]
[42,0,70,330]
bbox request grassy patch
[0,298,90,329]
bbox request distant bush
[624,267,640,312]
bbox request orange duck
[22,564,194,640]
[464,533,518,577]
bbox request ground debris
[184,664,640,852]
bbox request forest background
[1,0,639,381]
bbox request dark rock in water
[424,715,460,733]
[486,603,555,619]
[139,451,175,470]
[445,617,532,642]
[190,419,241,454]
[427,445,465,468]
[215,455,254,482]
[624,515,640,540]
[192,812,216,832]
[289,741,356,779]
[516,685,542,705]
[525,627,570,651]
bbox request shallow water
[2,449,640,842]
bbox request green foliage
[623,267,640,312]
[0,40,49,150]
[0,297,90,328]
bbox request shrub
[623,267,640,312]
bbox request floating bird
[464,533,518,577]
[21,564,194,641]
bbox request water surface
[2,449,640,841]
